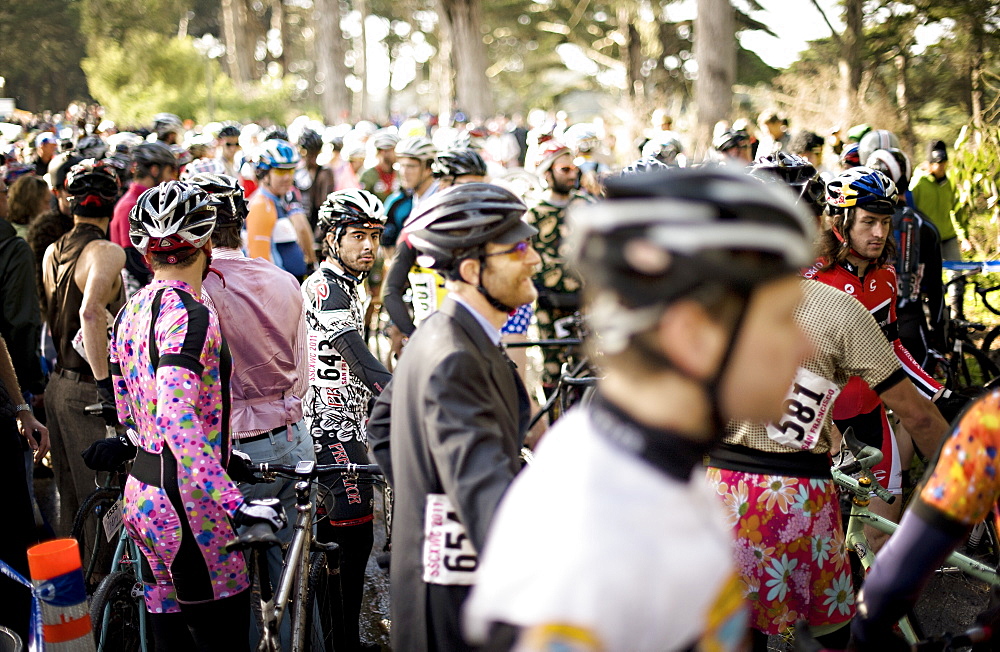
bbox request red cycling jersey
[804,258,941,419]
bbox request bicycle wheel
[983,325,1000,366]
[71,487,122,593]
[90,570,145,652]
[957,343,1000,389]
[305,551,336,652]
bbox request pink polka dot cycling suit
[109,279,248,614]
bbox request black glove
[96,377,119,427]
[234,498,286,532]
[82,435,137,471]
[935,389,974,424]
[226,449,261,485]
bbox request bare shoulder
[81,238,126,270]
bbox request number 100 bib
[765,368,840,451]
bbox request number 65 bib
[422,493,479,585]
[765,368,840,451]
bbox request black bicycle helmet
[317,189,386,239]
[431,148,487,179]
[65,158,121,217]
[749,152,825,213]
[76,135,108,160]
[217,124,242,139]
[132,141,177,172]
[713,129,750,152]
[404,183,536,271]
[129,180,217,257]
[569,166,814,434]
[298,128,324,154]
[620,157,670,176]
[185,173,248,227]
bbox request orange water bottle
[26,539,95,651]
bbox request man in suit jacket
[369,183,538,651]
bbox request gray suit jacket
[369,296,529,651]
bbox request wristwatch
[14,403,31,414]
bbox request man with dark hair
[368,183,537,651]
[215,124,242,178]
[109,141,178,294]
[41,159,125,532]
[789,130,826,170]
[27,154,82,311]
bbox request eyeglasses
[484,240,531,259]
[224,142,240,148]
[270,168,294,176]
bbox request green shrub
[951,125,1000,260]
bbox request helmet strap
[331,229,369,281]
[832,209,876,263]
[475,258,516,314]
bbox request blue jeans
[234,420,317,648]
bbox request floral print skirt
[705,467,855,635]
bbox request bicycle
[929,269,1000,391]
[226,460,384,652]
[832,428,1000,643]
[793,619,992,651]
[88,510,151,652]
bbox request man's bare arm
[78,241,125,380]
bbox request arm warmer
[333,328,391,395]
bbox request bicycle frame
[93,507,150,651]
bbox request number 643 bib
[422,493,479,585]
[765,368,840,451]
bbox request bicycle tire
[305,551,335,652]
[90,570,145,652]
[71,487,122,594]
[957,343,1000,390]
[982,325,1000,365]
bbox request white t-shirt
[463,408,748,651]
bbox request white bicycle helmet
[254,139,300,178]
[371,129,400,151]
[395,136,436,161]
[129,180,217,256]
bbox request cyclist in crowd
[706,167,951,650]
[302,189,392,652]
[32,133,58,177]
[640,130,685,167]
[368,183,537,651]
[151,112,185,145]
[805,168,958,522]
[381,148,486,347]
[214,124,243,178]
[911,140,964,313]
[294,128,335,237]
[865,147,945,372]
[465,167,814,650]
[7,174,50,240]
[246,138,315,278]
[713,128,754,164]
[527,141,590,390]
[110,141,178,295]
[851,388,1000,649]
[192,172,316,645]
[27,154,82,309]
[41,158,125,534]
[789,130,826,172]
[359,129,400,201]
[112,180,284,650]
[382,136,439,253]
[0,334,48,645]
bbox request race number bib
[765,368,840,451]
[307,332,349,388]
[71,309,115,364]
[409,271,441,326]
[422,493,478,585]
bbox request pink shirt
[110,181,151,248]
[203,248,307,436]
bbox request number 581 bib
[765,368,840,451]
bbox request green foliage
[82,32,294,126]
[950,125,1000,259]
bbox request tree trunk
[439,0,493,122]
[968,13,985,128]
[693,0,735,157]
[221,0,256,84]
[433,13,454,124]
[354,0,369,119]
[840,0,863,124]
[894,51,917,156]
[270,0,285,75]
[314,0,351,122]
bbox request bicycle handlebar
[253,461,384,477]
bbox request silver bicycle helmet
[129,180,217,256]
